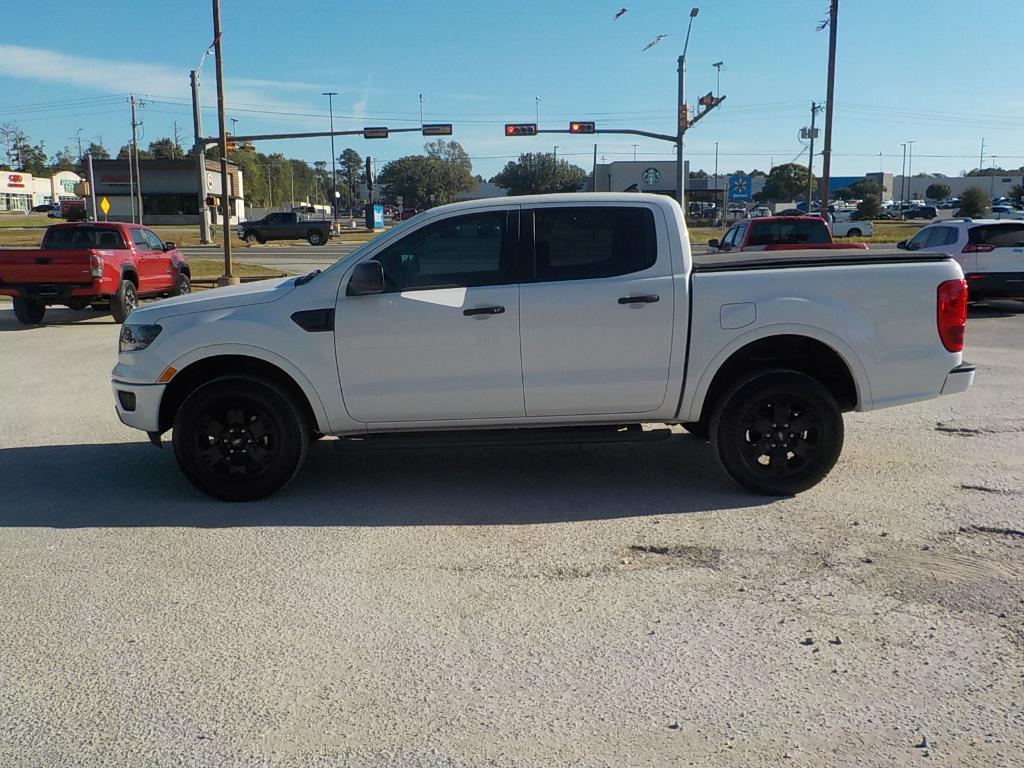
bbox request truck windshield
[43,227,128,250]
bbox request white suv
[899,218,1024,301]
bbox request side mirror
[163,241,176,251]
[896,240,907,250]
[707,238,720,249]
[346,260,385,296]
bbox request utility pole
[86,154,98,221]
[979,137,985,173]
[129,95,144,223]
[212,0,237,285]
[190,69,212,244]
[899,142,907,218]
[74,128,84,163]
[593,144,598,192]
[714,140,719,213]
[990,156,998,197]
[819,0,839,217]
[806,101,819,210]
[676,7,700,210]
[553,145,558,166]
[906,140,915,206]
[172,121,182,158]
[322,92,338,227]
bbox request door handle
[618,294,660,304]
[463,305,505,316]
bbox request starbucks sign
[61,178,77,193]
[641,167,661,186]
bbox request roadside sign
[728,175,752,201]
[100,197,110,216]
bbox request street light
[712,60,724,98]
[676,7,699,209]
[322,91,338,226]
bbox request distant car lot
[0,295,1021,765]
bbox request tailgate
[977,246,1024,274]
[0,249,95,284]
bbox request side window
[906,228,931,250]
[925,226,956,248]
[732,223,748,247]
[720,227,738,248]
[970,224,1024,247]
[129,229,150,250]
[532,207,656,282]
[143,230,165,251]
[374,211,511,291]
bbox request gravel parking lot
[0,298,1021,767]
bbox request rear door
[518,204,676,416]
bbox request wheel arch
[158,350,328,436]
[686,328,870,426]
[119,264,139,286]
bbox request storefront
[0,172,34,212]
[89,158,244,224]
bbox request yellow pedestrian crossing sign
[100,197,110,216]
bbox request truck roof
[422,192,681,216]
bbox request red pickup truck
[0,222,190,325]
[707,215,869,254]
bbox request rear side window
[42,227,128,250]
[129,229,150,249]
[747,219,831,246]
[532,207,656,282]
[969,224,1024,247]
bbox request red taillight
[962,243,994,253]
[937,279,967,353]
[89,253,104,278]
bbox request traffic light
[569,121,595,134]
[363,127,389,139]
[225,132,235,152]
[505,123,537,136]
[698,92,715,107]
[422,123,453,136]
[678,104,689,130]
[205,196,217,207]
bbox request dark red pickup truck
[0,222,190,325]
[707,215,869,254]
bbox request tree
[853,195,882,221]
[337,148,363,204]
[1007,183,1024,208]
[689,169,708,179]
[957,187,990,218]
[49,146,78,173]
[85,142,110,160]
[147,137,180,159]
[834,177,881,201]
[117,144,152,160]
[490,153,588,195]
[424,139,475,205]
[377,155,436,208]
[756,163,813,202]
[17,141,48,177]
[925,183,951,201]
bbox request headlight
[119,324,162,353]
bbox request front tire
[710,369,843,496]
[243,232,262,244]
[172,377,309,501]
[307,230,324,246]
[13,297,45,325]
[110,278,138,323]
[171,271,191,297]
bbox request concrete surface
[0,299,1021,767]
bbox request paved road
[0,300,1021,766]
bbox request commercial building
[89,158,244,225]
[0,170,84,211]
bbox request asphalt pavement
[0,298,1021,767]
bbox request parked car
[0,222,190,324]
[46,203,63,218]
[30,203,52,213]
[237,211,333,245]
[990,205,1024,220]
[399,208,419,221]
[111,193,972,501]
[898,218,1024,301]
[829,219,873,238]
[707,215,868,253]
[904,206,938,220]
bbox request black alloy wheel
[172,272,191,297]
[173,377,309,501]
[111,279,138,323]
[711,370,843,496]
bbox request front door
[518,205,676,416]
[335,209,525,423]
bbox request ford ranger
[0,222,190,324]
[111,194,973,501]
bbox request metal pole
[713,140,719,217]
[979,137,985,174]
[127,116,136,224]
[190,70,212,244]
[130,95,144,223]
[212,0,236,284]
[676,52,686,209]
[819,0,838,218]
[593,144,598,192]
[86,153,98,221]
[899,143,907,219]
[906,141,915,205]
[990,157,997,197]
[323,92,338,227]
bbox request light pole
[990,155,998,197]
[676,7,700,210]
[899,142,907,218]
[906,140,915,205]
[713,60,723,98]
[322,91,338,227]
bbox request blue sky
[2,0,1022,179]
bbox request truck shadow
[968,300,1024,319]
[0,436,768,528]
[0,306,112,330]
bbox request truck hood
[131,275,297,322]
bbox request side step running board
[334,424,672,451]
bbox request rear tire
[13,297,45,325]
[173,376,309,501]
[847,228,862,237]
[711,369,843,496]
[110,278,138,324]
[307,230,324,246]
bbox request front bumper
[112,379,166,433]
[940,363,975,396]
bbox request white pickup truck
[112,193,974,501]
